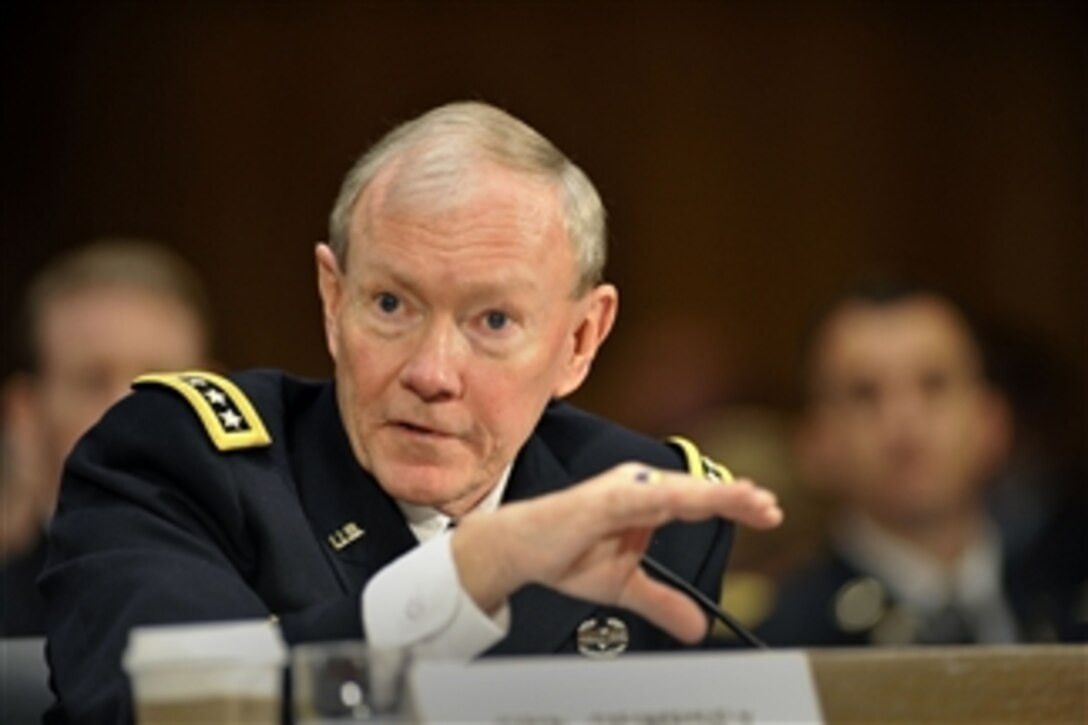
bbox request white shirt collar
[834,510,1005,613]
[396,465,513,544]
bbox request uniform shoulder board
[666,436,734,484]
[133,371,272,451]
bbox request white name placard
[409,650,823,724]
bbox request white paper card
[409,650,823,724]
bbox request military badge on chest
[835,576,948,645]
[576,616,629,658]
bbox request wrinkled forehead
[346,153,568,259]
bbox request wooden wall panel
[2,2,1083,433]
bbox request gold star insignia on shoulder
[666,436,735,484]
[134,371,272,451]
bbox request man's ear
[974,385,1014,480]
[315,243,343,362]
[1,371,52,551]
[554,283,619,398]
[1,372,47,503]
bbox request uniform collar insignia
[328,521,366,551]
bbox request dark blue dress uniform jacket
[41,370,734,723]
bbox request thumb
[618,568,708,644]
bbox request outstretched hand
[451,462,782,643]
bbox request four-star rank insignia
[134,371,272,451]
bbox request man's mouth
[392,420,452,438]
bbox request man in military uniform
[755,281,1086,647]
[42,102,782,722]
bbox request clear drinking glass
[291,641,411,723]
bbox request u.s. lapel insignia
[576,616,629,658]
[328,522,366,551]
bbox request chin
[876,493,954,524]
[376,459,470,507]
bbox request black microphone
[641,555,768,649]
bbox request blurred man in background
[1,238,214,635]
[756,280,1086,646]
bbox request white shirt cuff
[361,532,510,661]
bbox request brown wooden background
[2,1,1084,432]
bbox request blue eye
[377,292,400,314]
[485,310,509,331]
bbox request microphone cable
[642,555,768,650]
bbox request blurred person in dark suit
[1,238,214,636]
[755,279,1086,646]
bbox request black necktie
[919,601,976,644]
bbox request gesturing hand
[451,462,782,643]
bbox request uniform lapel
[289,384,416,595]
[290,389,605,653]
[487,433,597,655]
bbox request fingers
[617,568,708,644]
[713,478,784,530]
[598,464,784,532]
[453,462,783,625]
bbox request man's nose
[399,320,465,402]
[879,386,927,433]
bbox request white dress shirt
[360,467,513,660]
